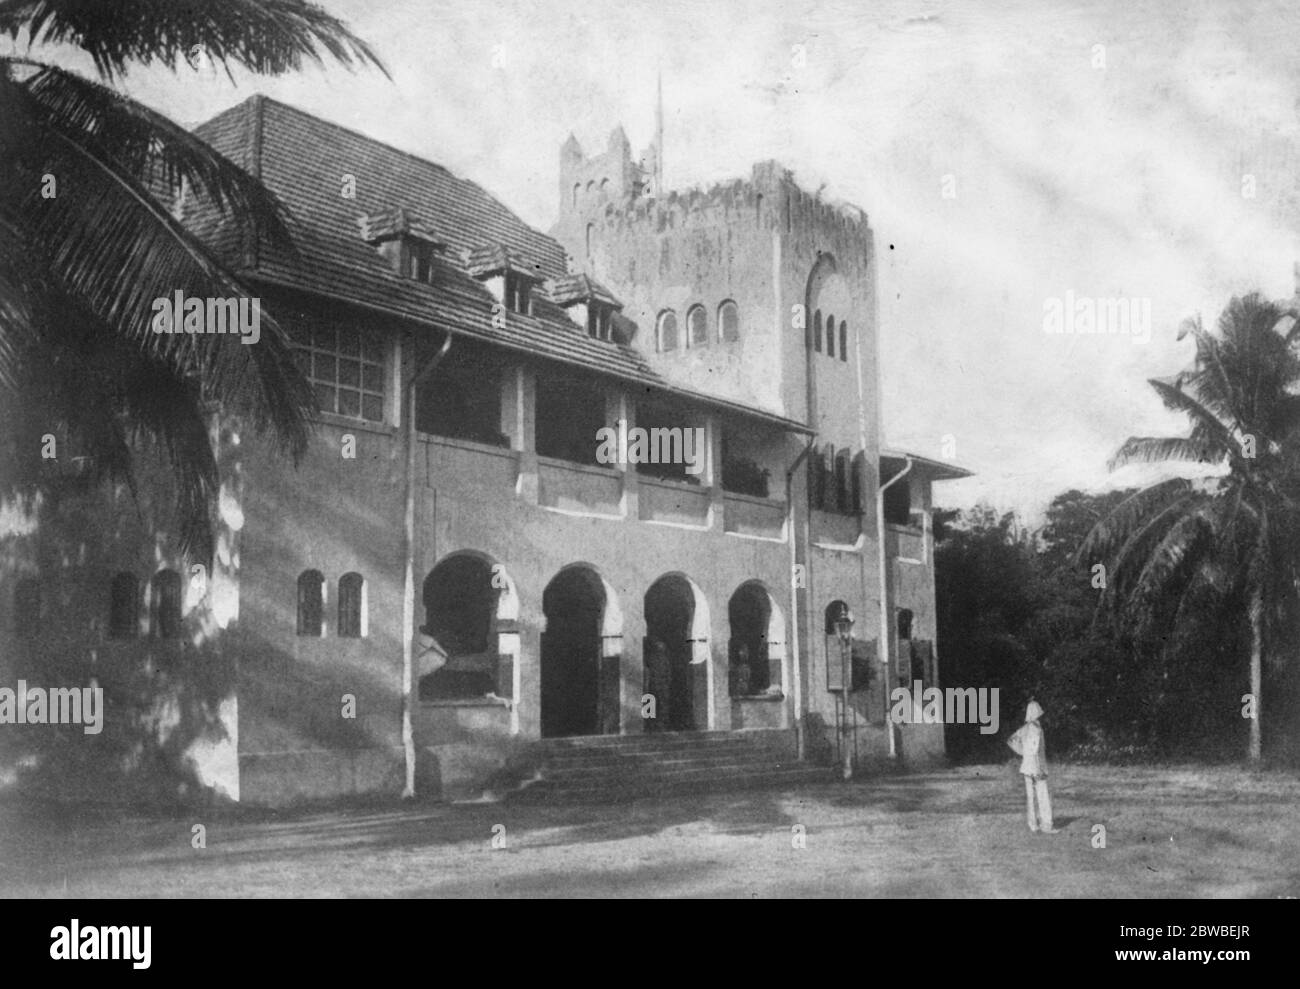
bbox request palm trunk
[1249,585,1262,762]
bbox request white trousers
[1024,775,1053,831]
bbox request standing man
[1008,700,1059,834]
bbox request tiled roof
[358,207,445,245]
[187,96,810,434]
[549,273,622,309]
[464,243,543,280]
[881,449,973,480]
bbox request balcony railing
[537,456,623,516]
[723,492,786,539]
[885,523,926,562]
[638,476,710,526]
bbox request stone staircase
[496,728,832,803]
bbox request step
[508,765,832,803]
[540,753,801,779]
[542,742,778,766]
[541,729,792,749]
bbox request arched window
[687,305,708,347]
[718,300,740,342]
[657,311,679,352]
[824,600,851,636]
[839,320,848,362]
[150,570,182,639]
[338,572,366,638]
[826,314,835,357]
[813,309,823,352]
[297,569,325,637]
[572,183,580,207]
[421,556,502,699]
[14,578,39,640]
[109,572,140,639]
[898,608,914,640]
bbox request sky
[9,0,1300,523]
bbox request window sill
[639,474,707,491]
[536,455,621,478]
[732,691,785,703]
[721,490,782,506]
[886,522,924,535]
[312,412,397,437]
[420,694,511,709]
[420,433,517,459]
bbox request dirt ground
[1,763,1297,898]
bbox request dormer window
[407,240,435,283]
[588,305,612,341]
[549,273,624,341]
[359,208,445,284]
[506,272,533,315]
[467,244,540,315]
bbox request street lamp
[831,602,855,780]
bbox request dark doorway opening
[420,555,498,700]
[728,583,771,696]
[541,568,605,738]
[644,576,700,731]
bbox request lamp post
[832,602,855,781]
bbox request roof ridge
[234,94,454,179]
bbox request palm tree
[0,0,387,559]
[1080,293,1300,761]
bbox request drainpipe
[877,455,912,761]
[401,332,453,799]
[785,435,815,760]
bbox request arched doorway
[728,582,784,696]
[419,554,517,700]
[644,574,709,731]
[542,566,619,738]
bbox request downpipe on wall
[877,455,912,762]
[402,332,453,799]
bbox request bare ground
[1,763,1297,898]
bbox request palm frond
[1145,377,1236,452]
[1128,507,1216,611]
[1078,477,1197,564]
[0,0,389,82]
[13,61,294,250]
[1107,436,1223,473]
[10,94,314,453]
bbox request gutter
[785,436,816,760]
[877,455,913,761]
[401,332,453,798]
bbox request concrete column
[620,603,649,733]
[608,387,637,519]
[513,366,539,505]
[705,414,724,531]
[516,600,544,739]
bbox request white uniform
[1008,703,1055,833]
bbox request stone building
[0,95,968,805]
